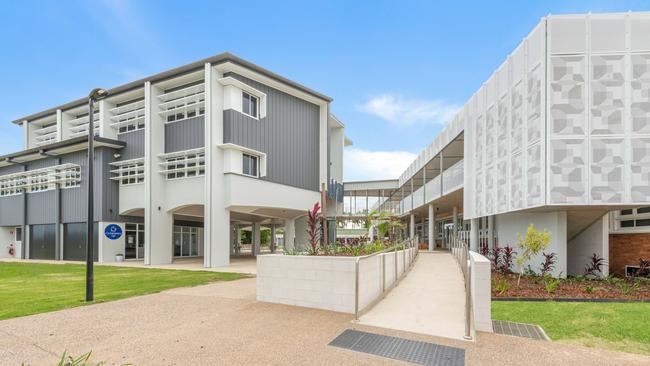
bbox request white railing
[413,185,424,208]
[354,236,419,320]
[450,231,472,340]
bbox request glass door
[173,225,201,257]
[125,223,144,260]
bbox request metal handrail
[354,236,419,320]
[450,231,472,340]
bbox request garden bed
[491,272,650,301]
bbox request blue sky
[1,0,649,180]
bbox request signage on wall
[104,224,123,240]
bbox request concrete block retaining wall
[256,248,417,314]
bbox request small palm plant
[306,202,322,254]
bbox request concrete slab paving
[0,275,648,365]
[358,251,467,340]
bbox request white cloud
[360,94,459,125]
[344,148,417,181]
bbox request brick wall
[609,233,650,276]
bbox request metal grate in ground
[329,329,465,366]
[492,320,550,341]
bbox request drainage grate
[329,329,465,366]
[492,320,550,341]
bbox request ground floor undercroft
[0,204,317,268]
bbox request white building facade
[0,53,345,267]
[345,12,650,277]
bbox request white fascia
[218,76,267,119]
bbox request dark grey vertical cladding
[98,148,121,222]
[0,165,25,226]
[165,116,205,153]
[60,148,120,223]
[222,73,320,191]
[26,158,57,225]
[117,130,145,160]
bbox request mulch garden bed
[491,272,650,301]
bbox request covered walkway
[358,251,467,340]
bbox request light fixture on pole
[86,87,108,302]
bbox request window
[110,159,144,185]
[113,99,145,134]
[62,166,81,189]
[616,207,650,230]
[242,153,258,177]
[160,149,206,180]
[0,164,81,196]
[161,82,206,124]
[242,91,259,118]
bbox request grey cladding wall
[223,73,320,191]
[0,165,25,226]
[60,148,120,223]
[165,116,205,153]
[117,130,145,160]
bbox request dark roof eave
[0,136,125,162]
[12,52,332,125]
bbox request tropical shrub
[636,258,649,278]
[584,253,606,278]
[306,202,321,254]
[539,252,557,276]
[515,225,551,286]
[543,275,560,294]
[500,246,516,274]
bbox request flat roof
[12,52,332,124]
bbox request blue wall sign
[104,224,123,240]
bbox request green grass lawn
[0,262,247,320]
[492,301,650,356]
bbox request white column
[270,224,276,253]
[55,110,63,143]
[409,213,415,239]
[487,215,494,249]
[284,219,296,252]
[144,80,173,265]
[252,222,261,256]
[428,204,435,251]
[470,218,479,252]
[453,206,458,236]
[204,63,230,267]
[22,120,30,149]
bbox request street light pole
[86,88,108,302]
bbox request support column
[235,225,241,254]
[270,224,276,253]
[487,215,494,249]
[409,213,415,239]
[252,222,261,256]
[144,80,173,265]
[284,219,296,252]
[203,62,230,267]
[453,206,458,236]
[470,218,479,252]
[428,204,435,251]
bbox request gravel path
[0,278,648,365]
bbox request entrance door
[173,225,201,257]
[14,227,22,258]
[125,223,144,260]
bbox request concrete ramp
[357,251,467,340]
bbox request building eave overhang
[0,136,125,167]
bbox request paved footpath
[359,251,466,340]
[0,278,648,365]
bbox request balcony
[399,159,464,214]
